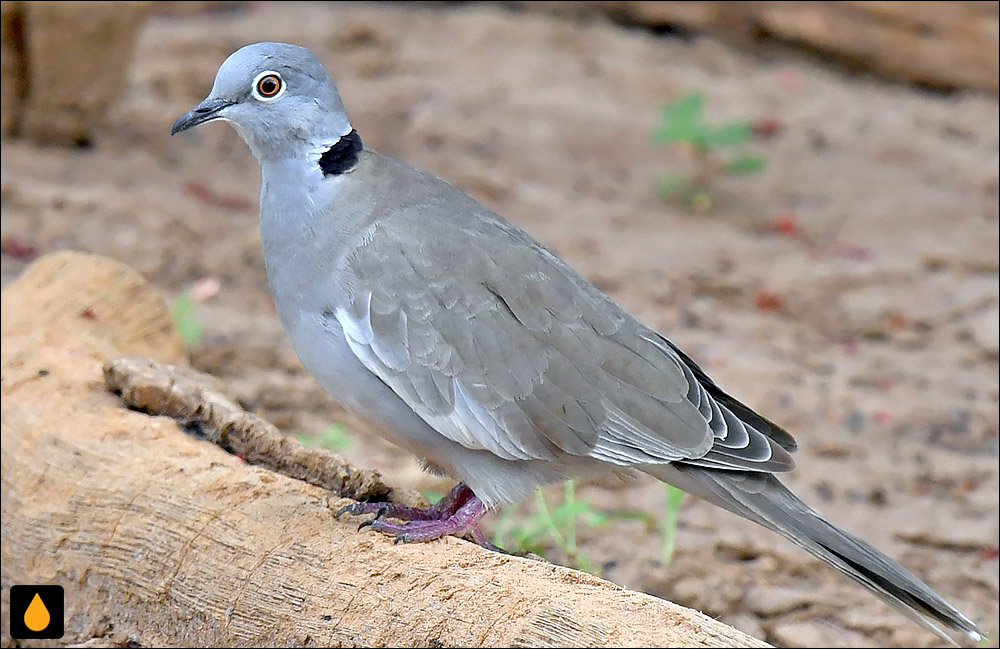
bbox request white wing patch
[335,295,541,461]
[337,292,374,344]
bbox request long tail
[644,464,984,646]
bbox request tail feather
[645,464,984,646]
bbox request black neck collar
[319,129,363,176]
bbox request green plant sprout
[660,484,686,566]
[492,480,608,571]
[297,422,353,451]
[492,480,687,573]
[652,91,766,212]
[170,292,204,348]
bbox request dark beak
[171,97,233,135]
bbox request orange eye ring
[252,71,285,101]
[257,74,281,97]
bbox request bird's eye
[258,76,280,96]
[252,71,285,101]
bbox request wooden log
[513,1,1000,92]
[0,251,767,647]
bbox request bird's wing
[335,170,795,471]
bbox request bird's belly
[267,285,570,506]
[261,248,573,507]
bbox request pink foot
[336,483,503,551]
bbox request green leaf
[722,154,767,175]
[661,485,687,566]
[319,423,352,450]
[549,501,593,518]
[667,484,686,509]
[550,501,602,526]
[652,122,701,143]
[419,489,444,504]
[661,91,704,125]
[578,509,610,528]
[652,92,705,143]
[170,292,204,348]
[702,121,751,148]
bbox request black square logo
[9,585,64,639]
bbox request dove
[172,42,984,644]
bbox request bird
[172,41,984,644]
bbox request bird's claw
[334,485,496,550]
[337,501,389,520]
[360,506,392,528]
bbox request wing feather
[332,158,797,473]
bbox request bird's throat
[319,129,363,176]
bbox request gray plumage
[172,42,984,644]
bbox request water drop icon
[24,592,50,632]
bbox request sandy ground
[2,2,997,647]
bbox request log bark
[515,1,1000,92]
[0,251,768,648]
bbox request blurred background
[1,2,997,646]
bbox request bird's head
[171,42,352,161]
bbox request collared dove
[172,42,984,644]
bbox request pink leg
[335,483,503,551]
[335,483,475,521]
